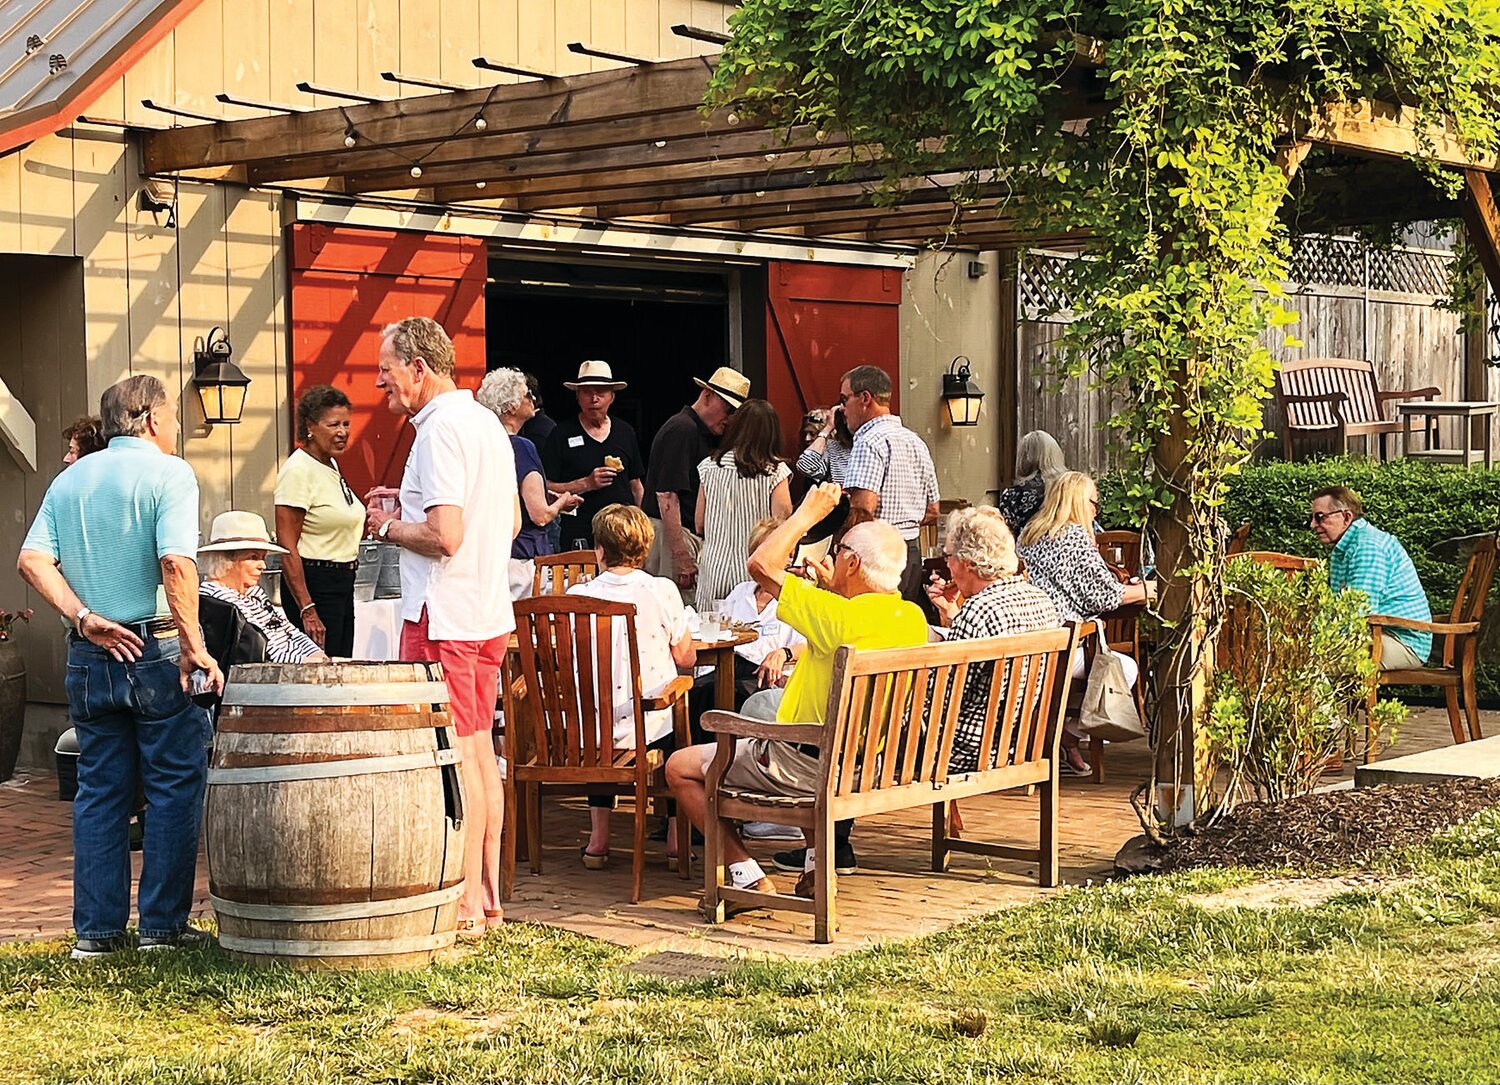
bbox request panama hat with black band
[693,366,751,409]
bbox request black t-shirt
[642,406,717,520]
[520,410,556,454]
[541,415,645,547]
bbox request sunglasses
[1309,509,1349,525]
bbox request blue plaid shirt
[1329,518,1431,661]
[845,414,939,540]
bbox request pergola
[137,43,1500,271]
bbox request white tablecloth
[353,598,403,661]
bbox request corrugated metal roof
[0,0,200,155]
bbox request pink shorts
[400,608,509,738]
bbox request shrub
[1206,557,1407,803]
[1100,456,1500,701]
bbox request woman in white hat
[199,512,328,664]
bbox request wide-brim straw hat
[563,360,627,390]
[694,366,751,409]
[198,510,288,555]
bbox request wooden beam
[722,188,1010,229]
[496,165,889,211]
[386,146,874,202]
[596,178,907,220]
[1305,99,1500,171]
[338,124,847,194]
[1275,139,1312,179]
[727,200,1017,237]
[142,55,719,173]
[1463,169,1500,296]
[246,106,752,183]
[672,24,731,46]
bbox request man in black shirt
[643,367,750,593]
[542,361,645,550]
[518,371,556,453]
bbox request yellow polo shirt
[774,574,928,724]
[273,449,365,562]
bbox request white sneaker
[741,821,804,842]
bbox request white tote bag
[1078,630,1146,742]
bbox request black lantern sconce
[941,355,985,427]
[192,327,251,425]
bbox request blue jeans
[65,633,210,940]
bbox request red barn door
[287,224,487,499]
[764,261,902,453]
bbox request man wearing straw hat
[541,360,645,551]
[642,366,749,596]
[18,374,222,959]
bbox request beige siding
[900,250,1004,509]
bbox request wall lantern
[941,355,985,427]
[193,327,250,425]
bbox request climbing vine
[710,0,1500,829]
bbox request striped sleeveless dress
[695,452,792,610]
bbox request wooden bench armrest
[642,674,695,712]
[1369,614,1480,636]
[1377,386,1441,404]
[700,710,824,745]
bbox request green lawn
[6,811,1500,1084]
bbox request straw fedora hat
[563,360,627,390]
[694,366,751,409]
[198,510,288,555]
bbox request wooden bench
[1275,358,1438,460]
[700,626,1079,943]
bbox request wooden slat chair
[1090,531,1149,783]
[500,595,693,904]
[1245,550,1319,577]
[1226,522,1251,556]
[1367,534,1498,760]
[1275,358,1438,461]
[532,549,600,597]
[701,626,1079,943]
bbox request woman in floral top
[1017,472,1149,773]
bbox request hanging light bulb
[410,165,423,179]
[726,111,740,126]
[343,132,357,148]
[474,116,488,130]
[654,139,667,148]
[475,181,486,189]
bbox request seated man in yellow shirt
[666,482,928,905]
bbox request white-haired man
[666,483,927,904]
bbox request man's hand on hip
[79,613,145,663]
[178,642,225,696]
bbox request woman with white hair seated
[199,511,327,665]
[926,507,1061,773]
[998,430,1067,537]
[477,367,584,599]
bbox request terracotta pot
[0,640,25,782]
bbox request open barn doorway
[485,253,757,455]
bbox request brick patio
[1,706,1487,959]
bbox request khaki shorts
[1380,634,1424,670]
[703,736,822,798]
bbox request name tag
[568,435,585,448]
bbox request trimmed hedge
[1099,457,1500,703]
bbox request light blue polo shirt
[1329,517,1432,661]
[21,437,201,623]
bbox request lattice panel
[1367,247,1450,295]
[1019,250,1072,316]
[1286,235,1366,288]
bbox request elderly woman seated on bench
[198,511,327,668]
[926,506,1062,773]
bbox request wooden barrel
[206,661,466,970]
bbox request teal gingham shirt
[1329,517,1431,662]
[21,436,201,623]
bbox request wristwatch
[74,606,92,630]
[782,646,795,666]
[377,519,393,539]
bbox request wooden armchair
[532,549,600,597]
[1091,531,1149,782]
[1246,550,1318,577]
[1275,358,1438,461]
[1367,534,1497,760]
[500,595,692,903]
[700,627,1078,943]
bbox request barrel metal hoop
[221,682,451,707]
[211,884,462,922]
[208,748,460,785]
[217,931,455,956]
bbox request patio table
[691,624,760,711]
[1399,400,1498,468]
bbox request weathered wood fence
[1015,237,1495,475]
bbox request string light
[474,116,488,130]
[410,165,423,178]
[475,181,486,189]
[343,133,357,148]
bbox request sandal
[484,909,504,930]
[580,846,610,870]
[454,917,486,942]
